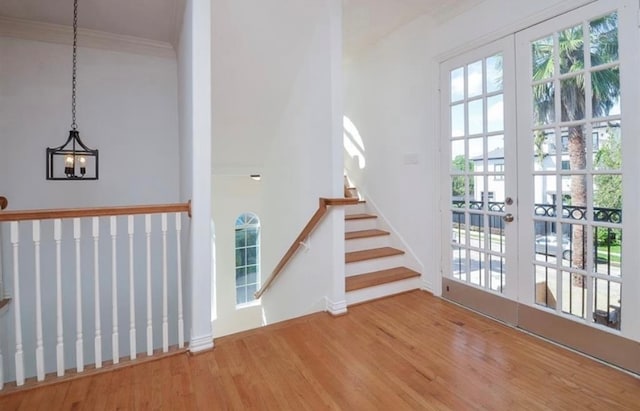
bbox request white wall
[211,0,344,325]
[259,0,343,324]
[0,33,182,383]
[344,0,595,295]
[211,0,325,172]
[0,37,180,209]
[211,175,263,337]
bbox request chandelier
[46,0,98,180]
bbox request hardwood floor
[1,290,639,410]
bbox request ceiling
[0,0,482,53]
[0,0,186,45]
[342,0,483,56]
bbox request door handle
[503,213,514,223]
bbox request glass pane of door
[524,11,623,331]
[446,41,514,296]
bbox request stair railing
[0,201,190,390]
[255,197,358,299]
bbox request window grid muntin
[530,12,621,330]
[449,52,507,293]
[235,213,260,306]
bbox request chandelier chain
[71,0,78,130]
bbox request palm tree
[532,13,619,275]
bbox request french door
[441,37,519,322]
[442,0,639,349]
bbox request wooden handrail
[255,197,358,299]
[0,202,191,222]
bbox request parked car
[535,234,572,260]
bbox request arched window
[235,213,260,305]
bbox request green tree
[594,126,621,209]
[451,155,474,197]
[532,13,619,270]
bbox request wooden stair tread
[345,213,377,221]
[345,229,390,240]
[345,247,404,263]
[346,267,420,292]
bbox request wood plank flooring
[1,290,639,410]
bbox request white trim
[189,334,214,353]
[187,0,214,355]
[325,297,348,316]
[421,278,432,292]
[0,16,176,59]
[436,0,597,62]
[618,0,640,343]
[170,0,187,50]
[236,299,262,310]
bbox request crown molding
[0,16,176,59]
[170,0,187,50]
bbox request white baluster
[11,222,24,386]
[54,219,64,376]
[176,213,184,348]
[92,218,102,369]
[128,215,136,360]
[110,216,119,364]
[74,218,84,372]
[161,213,168,353]
[0,329,3,390]
[33,221,45,381]
[145,214,153,356]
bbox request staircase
[343,189,421,306]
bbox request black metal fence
[451,200,622,330]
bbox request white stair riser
[345,203,367,214]
[346,254,405,276]
[345,218,377,232]
[346,277,422,306]
[345,235,390,253]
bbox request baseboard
[421,278,432,292]
[325,297,348,316]
[188,334,214,353]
